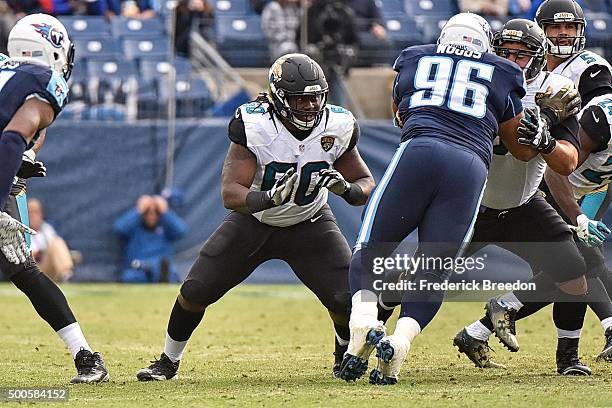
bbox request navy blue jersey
[393,44,526,166]
[0,62,69,130]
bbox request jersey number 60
[410,56,494,118]
[262,161,329,206]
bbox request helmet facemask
[272,88,327,131]
[541,21,585,58]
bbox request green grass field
[0,283,611,407]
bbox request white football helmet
[438,13,493,53]
[8,13,75,79]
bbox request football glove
[268,167,298,206]
[518,107,556,154]
[0,211,35,264]
[316,169,350,196]
[535,84,581,126]
[571,214,611,247]
[16,150,46,179]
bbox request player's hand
[572,214,611,247]
[267,168,298,206]
[316,169,350,196]
[0,211,35,264]
[16,151,46,179]
[535,84,581,126]
[518,107,556,154]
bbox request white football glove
[316,169,350,196]
[571,214,611,247]
[267,168,298,206]
[0,211,36,264]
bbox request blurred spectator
[261,0,301,61]
[508,0,531,16]
[6,0,47,18]
[458,0,509,16]
[114,195,187,283]
[103,0,156,19]
[346,0,390,65]
[0,1,13,54]
[28,198,78,283]
[302,0,359,106]
[175,0,214,57]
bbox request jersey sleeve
[491,56,526,122]
[347,119,360,151]
[578,65,612,105]
[228,108,247,147]
[36,69,69,116]
[579,104,611,153]
[551,116,580,152]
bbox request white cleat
[370,334,411,385]
[339,314,386,381]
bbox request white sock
[56,322,91,358]
[393,317,421,344]
[557,328,581,339]
[465,321,492,341]
[164,333,188,363]
[351,290,379,319]
[335,331,349,346]
[600,317,612,331]
[497,292,523,311]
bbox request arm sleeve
[550,116,580,152]
[578,65,612,105]
[228,109,247,147]
[113,208,143,237]
[159,210,188,241]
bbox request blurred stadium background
[1,0,611,282]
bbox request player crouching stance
[136,54,376,381]
[0,15,108,383]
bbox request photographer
[302,0,358,106]
[114,195,187,283]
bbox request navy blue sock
[399,271,445,329]
[0,131,27,209]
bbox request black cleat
[71,349,109,384]
[136,353,180,381]
[333,342,348,378]
[596,327,612,362]
[556,338,592,376]
[368,368,397,385]
[453,328,505,369]
[486,298,519,352]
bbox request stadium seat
[385,16,424,47]
[404,0,457,17]
[582,0,610,13]
[87,60,139,79]
[111,17,165,39]
[60,16,110,39]
[139,57,192,82]
[73,38,122,60]
[157,76,215,117]
[414,15,449,44]
[585,12,612,42]
[122,39,170,60]
[215,0,251,15]
[215,15,269,66]
[376,0,406,17]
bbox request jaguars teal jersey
[393,44,526,167]
[0,61,69,129]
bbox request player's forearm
[221,183,253,214]
[544,168,582,224]
[344,176,375,206]
[542,142,578,176]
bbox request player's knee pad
[179,279,215,308]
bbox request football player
[0,14,108,383]
[136,53,379,381]
[339,13,568,385]
[457,0,612,370]
[452,19,593,375]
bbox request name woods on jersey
[485,71,577,209]
[240,101,356,226]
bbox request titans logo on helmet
[31,23,64,49]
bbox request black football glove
[517,107,556,154]
[16,151,46,179]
